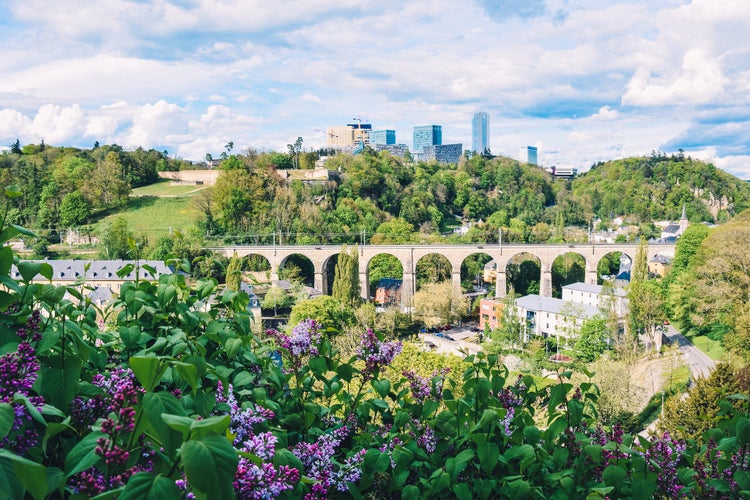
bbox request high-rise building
[520,146,538,165]
[472,112,490,153]
[412,125,442,152]
[423,144,463,164]
[370,130,396,145]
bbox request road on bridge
[664,324,716,380]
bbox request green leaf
[120,326,142,349]
[224,337,242,359]
[477,441,499,472]
[309,356,327,378]
[0,449,48,500]
[453,482,473,500]
[505,479,531,499]
[0,403,14,437]
[65,431,106,477]
[0,246,13,275]
[181,435,238,500]
[602,464,626,487]
[189,414,230,439]
[139,392,187,454]
[130,356,167,392]
[402,485,421,500]
[371,379,390,398]
[161,414,194,440]
[119,472,181,500]
[172,361,199,393]
[0,455,24,500]
[39,356,82,411]
[17,261,44,283]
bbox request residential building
[545,165,578,179]
[648,255,672,278]
[369,129,396,145]
[472,111,490,153]
[479,297,504,331]
[423,143,462,164]
[413,125,442,152]
[561,282,628,318]
[515,294,600,340]
[374,278,402,306]
[519,146,538,165]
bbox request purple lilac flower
[266,319,322,371]
[216,381,275,445]
[235,461,300,500]
[409,419,437,453]
[358,329,402,381]
[645,431,687,498]
[0,337,44,454]
[403,368,449,405]
[291,426,365,497]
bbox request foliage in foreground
[1,201,750,497]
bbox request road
[663,324,716,380]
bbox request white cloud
[591,106,619,120]
[0,109,33,141]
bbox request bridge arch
[364,252,404,302]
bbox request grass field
[131,180,209,197]
[94,196,200,238]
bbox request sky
[1,0,749,179]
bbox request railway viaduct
[208,242,675,305]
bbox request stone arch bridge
[208,243,674,305]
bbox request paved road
[663,324,716,380]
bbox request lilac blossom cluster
[216,381,276,444]
[402,367,450,404]
[71,368,152,496]
[291,426,366,498]
[692,438,749,498]
[410,419,437,453]
[216,382,299,499]
[267,319,322,370]
[0,312,44,454]
[357,329,402,381]
[496,375,526,438]
[643,431,688,498]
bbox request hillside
[570,152,750,223]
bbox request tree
[288,295,355,332]
[287,137,303,169]
[413,281,469,327]
[262,285,289,317]
[332,245,360,308]
[82,151,130,209]
[100,217,133,259]
[59,191,91,227]
[573,317,610,362]
[226,253,243,291]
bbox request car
[663,320,670,325]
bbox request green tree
[262,285,289,317]
[288,295,355,332]
[59,191,91,227]
[82,151,131,209]
[226,253,243,291]
[573,317,610,362]
[100,217,133,259]
[332,245,360,308]
[412,281,469,327]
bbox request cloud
[0,109,32,141]
[622,49,729,106]
[590,106,619,120]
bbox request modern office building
[472,111,490,153]
[520,146,538,165]
[413,125,442,152]
[423,144,463,164]
[369,129,396,145]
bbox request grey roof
[649,255,671,264]
[12,260,172,281]
[662,224,681,234]
[562,282,626,297]
[516,294,600,319]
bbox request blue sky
[1,0,749,179]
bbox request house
[648,255,672,278]
[478,298,504,331]
[515,294,600,341]
[374,278,402,306]
[561,282,628,318]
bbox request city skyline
[1,1,749,178]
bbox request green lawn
[131,180,209,197]
[95,196,200,237]
[686,333,726,361]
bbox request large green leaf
[139,391,187,455]
[65,431,106,477]
[119,472,181,500]
[130,356,167,392]
[0,449,48,500]
[0,403,14,437]
[181,435,238,500]
[39,356,82,411]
